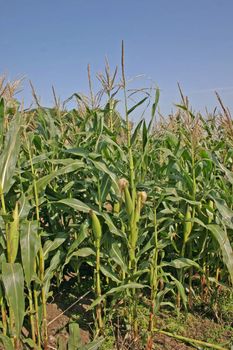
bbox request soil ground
[45,275,233,349]
[0,274,232,349]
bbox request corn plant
[0,63,232,350]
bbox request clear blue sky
[1,0,233,116]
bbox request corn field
[0,54,233,350]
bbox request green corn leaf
[22,338,37,348]
[64,248,95,271]
[154,288,171,313]
[212,156,233,185]
[64,147,89,157]
[127,97,148,115]
[57,336,67,350]
[100,174,111,204]
[150,87,160,124]
[101,135,126,161]
[22,152,51,167]
[68,323,82,350]
[137,236,153,258]
[131,119,144,146]
[0,113,22,194]
[212,197,233,229]
[2,262,25,337]
[90,159,118,192]
[142,119,148,151]
[44,250,63,295]
[110,242,128,272]
[20,220,40,287]
[100,264,121,283]
[70,247,95,258]
[43,237,66,260]
[0,335,14,350]
[163,258,201,270]
[18,194,32,220]
[206,224,233,284]
[82,338,105,350]
[102,213,126,239]
[90,283,146,308]
[67,221,89,256]
[170,275,187,310]
[36,160,85,193]
[58,198,91,213]
[63,247,95,271]
[51,158,84,166]
[0,98,4,147]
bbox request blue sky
[1,0,233,116]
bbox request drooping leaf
[110,242,128,272]
[102,212,126,238]
[0,113,22,194]
[69,247,95,258]
[2,262,25,337]
[100,264,121,283]
[58,198,91,213]
[64,147,89,157]
[213,197,233,229]
[207,224,233,284]
[100,174,111,204]
[90,283,146,308]
[44,250,63,295]
[170,275,187,310]
[82,338,105,350]
[163,258,201,270]
[20,220,40,287]
[36,160,85,193]
[66,221,89,256]
[43,237,66,260]
[90,159,118,192]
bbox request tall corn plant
[0,99,25,348]
[0,66,232,350]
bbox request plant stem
[95,238,103,333]
[1,300,7,335]
[121,41,140,336]
[147,208,158,349]
[28,287,36,345]
[154,328,227,350]
[0,186,17,342]
[149,208,158,332]
[27,136,48,348]
[34,289,41,348]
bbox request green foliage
[0,64,232,349]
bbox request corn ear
[8,202,19,263]
[209,200,214,209]
[207,199,214,224]
[138,191,147,205]
[90,210,102,241]
[118,178,128,192]
[183,205,192,243]
[124,186,133,217]
[134,192,142,224]
[114,202,120,214]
